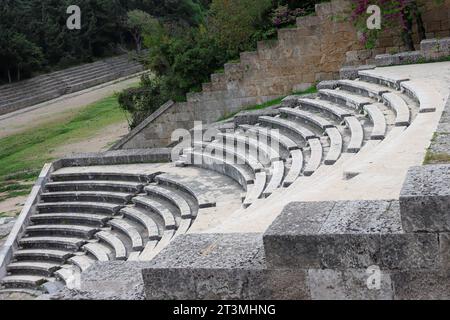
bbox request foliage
[271,5,306,28]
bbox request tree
[126,10,159,53]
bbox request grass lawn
[0,94,128,202]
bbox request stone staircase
[0,65,443,298]
[0,54,145,116]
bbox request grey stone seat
[31,213,111,227]
[132,196,178,230]
[0,275,48,289]
[25,224,99,239]
[36,202,123,215]
[50,172,152,183]
[68,255,95,272]
[45,180,144,194]
[263,160,285,197]
[144,185,193,219]
[95,231,127,260]
[40,191,133,205]
[243,172,267,208]
[240,125,300,151]
[400,80,437,113]
[298,98,353,119]
[382,92,411,126]
[303,138,323,176]
[259,116,317,141]
[7,261,60,277]
[19,236,87,251]
[108,218,144,251]
[82,242,111,262]
[13,249,74,262]
[358,70,409,90]
[319,89,373,110]
[279,107,335,130]
[283,149,304,187]
[363,104,387,140]
[120,206,161,240]
[337,79,390,100]
[324,127,343,165]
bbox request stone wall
[115,0,450,150]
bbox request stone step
[82,242,111,262]
[54,267,80,288]
[147,230,177,259]
[132,196,178,230]
[0,275,48,289]
[363,105,387,140]
[382,92,411,126]
[279,107,335,130]
[7,261,61,277]
[40,191,133,205]
[26,224,99,239]
[50,171,152,183]
[95,231,127,260]
[241,125,300,151]
[358,69,409,90]
[120,207,161,240]
[36,202,122,215]
[243,172,267,208]
[283,149,304,187]
[263,161,285,197]
[45,180,144,193]
[31,213,111,227]
[324,127,343,165]
[13,249,74,262]
[298,98,353,119]
[144,185,193,219]
[400,80,437,113]
[259,116,318,141]
[319,89,373,110]
[108,218,144,251]
[303,138,323,176]
[155,174,216,209]
[68,255,96,272]
[337,79,390,100]
[343,116,365,153]
[19,236,87,250]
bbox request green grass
[424,150,450,165]
[0,94,128,201]
[217,85,318,121]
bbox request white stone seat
[279,107,335,130]
[40,191,132,205]
[31,213,111,226]
[26,224,99,239]
[132,196,178,230]
[95,231,127,260]
[0,275,48,289]
[358,69,409,90]
[337,79,390,99]
[243,172,267,208]
[324,127,343,165]
[68,255,95,272]
[13,249,73,262]
[119,207,161,241]
[36,202,122,215]
[82,242,111,262]
[283,149,304,187]
[263,160,285,197]
[382,92,411,126]
[400,80,437,113]
[108,218,144,251]
[241,125,300,151]
[319,89,373,110]
[259,116,317,141]
[7,261,60,276]
[303,138,323,176]
[344,116,364,153]
[298,98,353,119]
[45,180,143,194]
[144,185,193,219]
[363,104,387,140]
[19,236,87,250]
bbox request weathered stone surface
[400,165,450,232]
[0,217,16,239]
[392,270,450,300]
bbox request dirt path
[0,74,142,139]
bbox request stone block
[392,270,450,300]
[400,165,450,232]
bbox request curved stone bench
[40,191,133,205]
[26,224,99,239]
[217,132,281,164]
[119,207,161,241]
[319,89,373,110]
[243,172,267,208]
[45,180,144,194]
[19,236,87,251]
[31,213,111,227]
[95,231,127,261]
[82,243,110,262]
[241,125,299,151]
[108,218,144,251]
[259,116,317,141]
[263,160,285,197]
[50,172,152,183]
[155,174,216,209]
[132,196,178,230]
[144,185,193,219]
[337,79,390,100]
[150,230,177,257]
[279,108,335,130]
[344,116,364,153]
[68,255,95,272]
[324,127,343,165]
[13,249,73,262]
[363,105,387,140]
[400,80,437,113]
[0,275,48,289]
[358,70,409,90]
[283,149,304,187]
[54,267,80,287]
[304,138,323,176]
[36,202,123,215]
[7,261,60,277]
[174,219,192,237]
[298,98,353,119]
[382,92,411,126]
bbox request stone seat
[40,191,133,205]
[337,79,390,100]
[68,255,95,272]
[19,236,87,250]
[50,172,152,183]
[240,125,300,151]
[283,149,304,187]
[132,196,178,230]
[25,224,99,239]
[319,89,373,110]
[95,231,127,260]
[151,230,177,257]
[217,132,281,164]
[54,267,80,287]
[298,98,353,119]
[31,212,111,227]
[382,92,411,126]
[363,104,387,140]
[82,243,111,262]
[45,180,144,194]
[324,127,343,165]
[343,116,364,153]
[144,185,193,219]
[13,249,74,262]
[243,172,267,208]
[279,107,335,130]
[400,80,437,113]
[263,160,285,197]
[7,261,60,277]
[0,275,48,289]
[259,116,317,141]
[358,69,409,90]
[36,202,123,215]
[108,218,144,251]
[303,138,323,176]
[155,174,216,209]
[120,207,161,240]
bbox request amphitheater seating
[0,54,145,116]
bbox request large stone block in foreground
[400,165,450,232]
